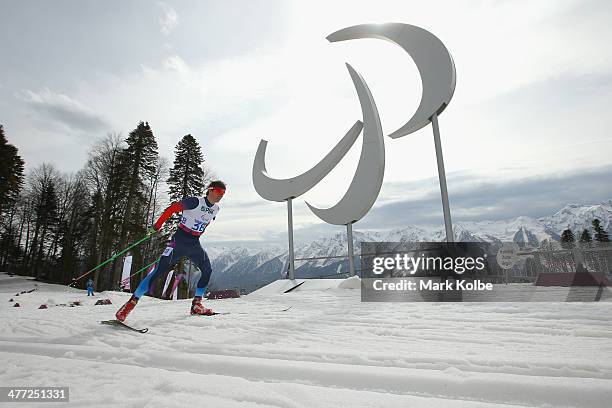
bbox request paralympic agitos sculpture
[252,23,457,279]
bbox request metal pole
[431,113,454,243]
[287,198,295,280]
[572,247,587,273]
[347,223,356,277]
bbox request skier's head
[206,180,226,203]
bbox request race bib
[162,246,174,257]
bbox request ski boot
[115,295,139,322]
[191,296,214,315]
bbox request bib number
[194,219,207,232]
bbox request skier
[87,278,95,296]
[115,180,226,321]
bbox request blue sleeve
[180,197,199,210]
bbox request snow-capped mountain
[208,246,285,292]
[539,201,612,240]
[209,246,252,272]
[206,201,612,292]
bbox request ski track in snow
[1,274,612,407]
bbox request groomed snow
[1,272,611,407]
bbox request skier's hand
[147,226,158,236]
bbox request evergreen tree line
[545,220,612,275]
[0,123,213,293]
[560,219,610,249]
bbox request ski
[190,312,229,317]
[100,319,148,333]
[284,281,305,293]
[193,306,292,316]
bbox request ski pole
[132,257,161,277]
[69,233,154,286]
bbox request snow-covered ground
[1,272,612,408]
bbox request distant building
[207,289,240,299]
[535,271,611,287]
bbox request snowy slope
[1,273,612,407]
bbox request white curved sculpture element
[252,121,363,202]
[327,23,456,139]
[305,63,384,225]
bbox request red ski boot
[191,296,213,315]
[115,295,139,322]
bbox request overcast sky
[1,0,611,246]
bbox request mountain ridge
[206,201,612,291]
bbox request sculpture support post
[287,198,295,280]
[431,113,454,243]
[347,223,356,277]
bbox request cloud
[357,165,612,229]
[17,88,109,132]
[215,165,612,246]
[70,49,296,165]
[158,2,178,35]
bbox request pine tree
[592,219,610,243]
[36,182,59,279]
[167,134,207,201]
[113,122,159,287]
[26,166,60,280]
[560,228,575,249]
[122,122,159,222]
[166,134,209,298]
[0,125,25,270]
[579,229,592,244]
[83,190,103,282]
[0,124,25,209]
